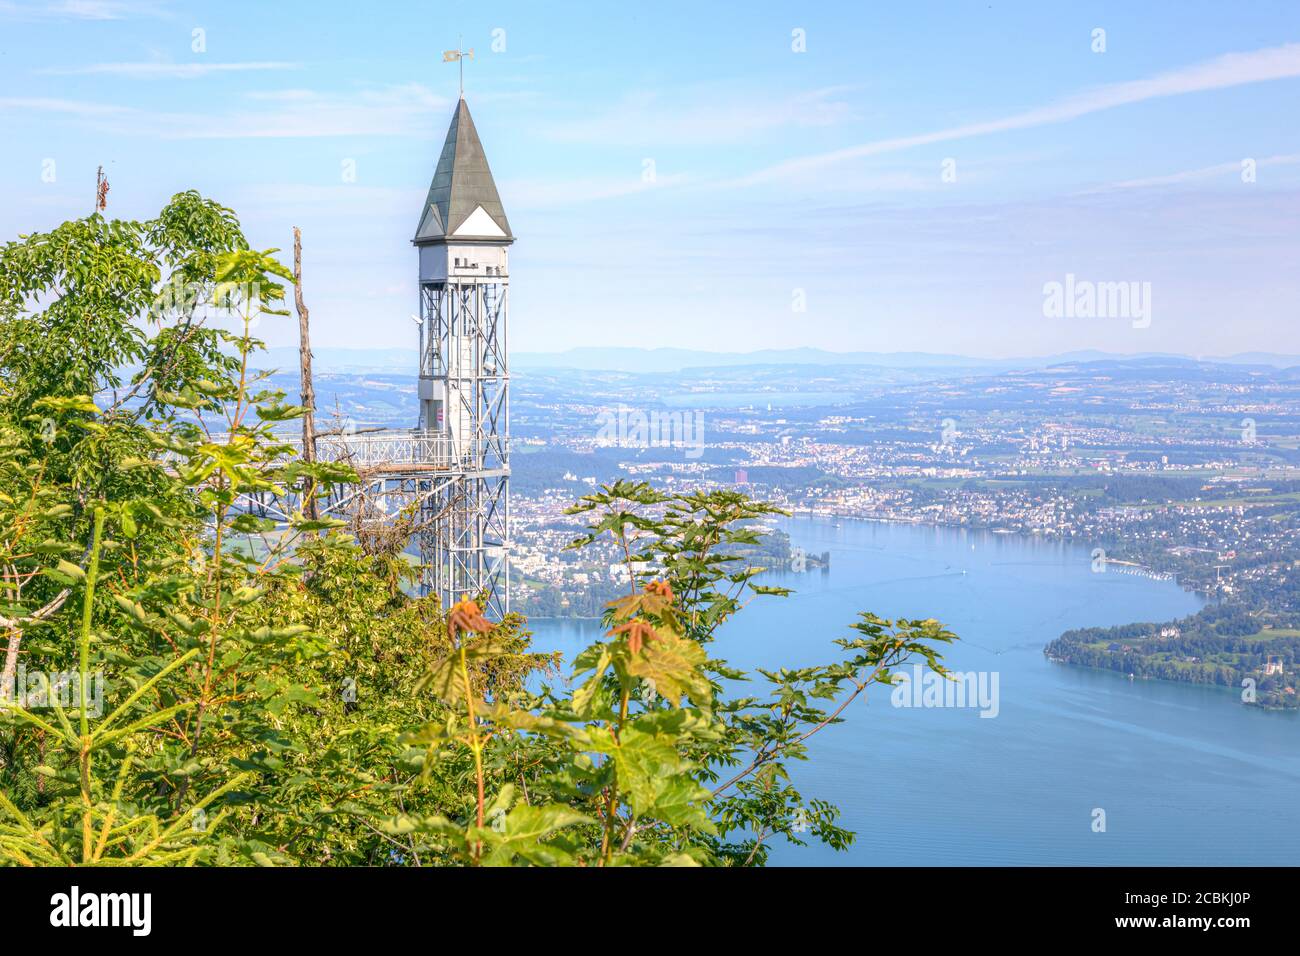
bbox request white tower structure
[413,98,512,616]
[236,98,512,618]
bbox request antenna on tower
[443,37,474,98]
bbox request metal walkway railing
[278,429,504,472]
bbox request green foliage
[0,199,957,867]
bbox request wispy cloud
[0,0,171,20]
[39,61,301,79]
[543,85,858,146]
[173,84,450,139]
[736,42,1300,186]
[1093,153,1300,192]
[0,96,133,116]
[0,83,453,139]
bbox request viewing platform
[278,428,507,476]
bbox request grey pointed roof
[414,98,512,244]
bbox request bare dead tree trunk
[293,226,319,521]
[1,631,20,703]
[95,165,109,213]
[1,588,72,704]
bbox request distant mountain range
[513,347,1300,373]
[263,345,1300,375]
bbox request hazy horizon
[256,343,1300,374]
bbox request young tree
[0,200,957,867]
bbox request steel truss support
[419,272,510,617]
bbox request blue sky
[1,0,1298,357]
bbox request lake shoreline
[529,515,1295,865]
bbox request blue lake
[526,517,1300,865]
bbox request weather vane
[443,37,473,98]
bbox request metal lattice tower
[235,99,512,617]
[412,97,512,617]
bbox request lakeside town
[500,356,1300,707]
